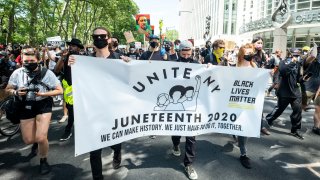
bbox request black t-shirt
[63,52,120,85]
[277,60,302,98]
[303,58,320,92]
[126,52,139,60]
[140,51,163,61]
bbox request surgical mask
[243,55,253,61]
[24,62,38,72]
[130,48,135,52]
[88,48,93,52]
[255,44,263,50]
[303,52,308,55]
[150,42,158,48]
[94,39,108,49]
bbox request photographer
[5,47,63,175]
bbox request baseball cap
[149,35,159,40]
[179,40,193,51]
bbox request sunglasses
[92,34,108,40]
[22,48,36,55]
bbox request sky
[133,0,179,35]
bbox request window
[297,2,310,9]
[313,0,320,8]
[251,0,253,8]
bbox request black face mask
[24,62,38,72]
[243,55,253,61]
[179,57,192,62]
[165,47,170,51]
[113,42,119,48]
[94,39,108,49]
[150,42,158,48]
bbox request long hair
[237,43,256,67]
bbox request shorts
[302,91,320,106]
[19,97,53,120]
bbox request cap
[149,34,159,40]
[179,40,193,51]
[290,48,300,56]
[302,46,310,51]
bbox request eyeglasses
[22,48,36,55]
[92,34,108,40]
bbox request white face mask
[303,52,308,55]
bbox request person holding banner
[139,35,165,61]
[68,27,130,180]
[171,40,199,180]
[233,43,258,169]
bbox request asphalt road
[0,95,319,180]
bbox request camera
[24,85,40,102]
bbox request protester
[139,35,165,60]
[54,38,83,141]
[200,40,212,63]
[204,39,226,65]
[266,49,282,97]
[163,41,178,61]
[5,46,63,174]
[68,26,130,180]
[265,48,304,140]
[252,36,267,68]
[171,40,198,180]
[110,37,123,55]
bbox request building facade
[179,0,320,51]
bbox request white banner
[72,56,270,156]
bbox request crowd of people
[1,25,319,180]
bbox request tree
[165,29,179,41]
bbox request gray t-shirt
[8,67,60,101]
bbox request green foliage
[0,0,139,46]
[165,29,179,42]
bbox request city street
[0,96,319,180]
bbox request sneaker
[58,116,68,123]
[260,127,271,135]
[185,165,198,180]
[39,158,51,175]
[312,127,320,135]
[239,155,252,169]
[290,131,304,140]
[266,119,273,127]
[172,146,181,156]
[60,131,72,141]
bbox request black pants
[90,144,122,180]
[65,104,74,133]
[266,97,302,132]
[171,136,195,167]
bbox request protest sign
[46,36,63,46]
[72,56,270,156]
[123,31,135,43]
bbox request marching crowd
[0,26,319,180]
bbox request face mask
[150,42,158,48]
[175,45,180,50]
[94,39,108,49]
[179,57,192,62]
[165,47,170,51]
[88,48,93,52]
[243,55,253,61]
[113,42,119,48]
[214,48,224,58]
[24,62,38,72]
[255,44,262,50]
[303,52,308,55]
[130,48,135,52]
